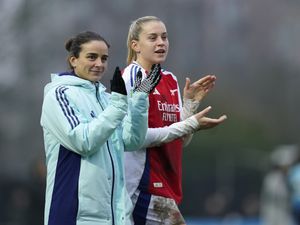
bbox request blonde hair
[126,16,161,65]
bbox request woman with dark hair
[40,31,160,225]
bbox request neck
[136,59,152,72]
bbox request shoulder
[44,84,83,106]
[49,84,78,96]
[122,63,143,78]
[122,63,144,88]
[161,68,178,82]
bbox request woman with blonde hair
[122,16,227,224]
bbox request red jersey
[123,62,183,204]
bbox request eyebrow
[147,32,167,36]
[87,52,109,57]
[87,52,98,55]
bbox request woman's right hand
[193,106,227,130]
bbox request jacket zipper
[95,82,115,225]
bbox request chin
[95,77,103,82]
[88,77,101,82]
[156,57,166,64]
[94,74,104,81]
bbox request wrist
[183,98,200,104]
[182,98,201,120]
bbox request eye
[162,34,168,41]
[87,54,97,60]
[101,55,108,63]
[148,35,157,41]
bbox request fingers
[134,71,142,88]
[218,115,227,122]
[202,114,227,128]
[149,64,161,85]
[186,75,216,97]
[206,114,227,124]
[149,64,161,78]
[203,82,215,93]
[112,67,121,83]
[193,75,216,88]
[184,75,216,93]
[153,70,161,84]
[198,75,216,84]
[136,70,142,78]
[110,66,127,95]
[194,106,227,129]
[195,106,212,118]
[133,64,161,93]
[157,64,161,72]
[113,67,121,78]
[184,78,191,91]
[149,66,161,92]
[136,71,142,82]
[150,63,158,72]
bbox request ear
[69,56,77,68]
[131,40,140,53]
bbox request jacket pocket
[77,163,112,220]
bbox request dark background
[0,0,299,224]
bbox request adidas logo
[153,88,160,95]
[90,110,96,118]
[170,89,178,96]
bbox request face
[132,21,169,71]
[70,40,108,82]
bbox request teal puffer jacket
[40,73,148,225]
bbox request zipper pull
[94,82,104,110]
[94,82,99,97]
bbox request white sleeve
[181,98,200,120]
[123,64,199,148]
[181,98,201,147]
[142,116,199,148]
[122,63,145,95]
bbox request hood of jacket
[44,72,107,96]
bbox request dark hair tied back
[65,38,75,52]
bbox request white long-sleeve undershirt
[141,115,199,148]
[142,97,201,148]
[180,98,201,147]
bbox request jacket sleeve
[41,87,128,156]
[122,92,149,151]
[121,65,149,151]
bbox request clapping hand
[133,64,161,94]
[194,106,227,130]
[110,67,127,95]
[183,75,216,102]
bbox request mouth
[90,70,102,74]
[154,49,166,54]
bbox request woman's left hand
[183,75,216,102]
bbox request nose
[95,58,103,67]
[157,37,165,46]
